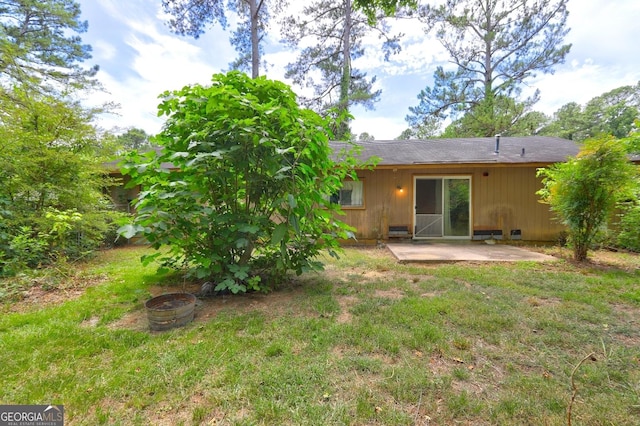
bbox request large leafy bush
[537,135,638,261]
[120,72,365,293]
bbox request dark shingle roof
[331,136,580,166]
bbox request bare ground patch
[533,245,640,272]
[107,282,307,331]
[608,303,640,347]
[4,272,108,313]
[524,295,562,307]
[374,288,405,299]
[336,295,358,324]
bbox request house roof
[330,136,580,166]
[106,136,636,172]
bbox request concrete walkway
[387,242,556,263]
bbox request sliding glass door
[414,177,470,238]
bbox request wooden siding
[106,174,139,213]
[342,164,564,242]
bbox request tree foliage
[624,123,640,153]
[0,88,118,275]
[440,95,549,137]
[116,127,151,151]
[540,82,640,141]
[120,72,366,293]
[280,0,403,140]
[406,0,571,137]
[616,200,640,253]
[0,0,98,93]
[537,135,638,261]
[357,132,375,141]
[352,0,417,23]
[0,0,117,276]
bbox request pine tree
[406,0,571,137]
[280,0,403,140]
[0,0,98,93]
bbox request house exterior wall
[105,174,139,213]
[342,164,564,242]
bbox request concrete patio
[386,242,556,263]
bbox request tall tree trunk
[250,0,260,78]
[337,0,352,140]
[483,0,494,129]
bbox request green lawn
[1,246,639,425]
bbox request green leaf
[287,194,297,208]
[289,215,300,233]
[233,269,249,281]
[169,152,190,160]
[238,224,260,234]
[141,252,162,266]
[215,278,236,292]
[118,224,143,239]
[271,223,288,245]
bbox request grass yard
[1,245,640,425]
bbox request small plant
[2,227,49,275]
[567,352,597,426]
[43,208,82,262]
[0,206,123,276]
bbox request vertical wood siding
[342,165,563,242]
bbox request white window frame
[330,179,365,208]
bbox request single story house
[329,136,581,242]
[105,136,584,243]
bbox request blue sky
[78,0,640,140]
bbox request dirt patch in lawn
[4,272,108,313]
[524,296,562,307]
[105,247,427,331]
[374,288,406,299]
[336,295,358,324]
[109,269,415,331]
[532,245,640,272]
[108,282,307,332]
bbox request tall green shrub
[0,0,116,276]
[537,135,638,261]
[120,72,367,293]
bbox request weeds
[567,352,597,426]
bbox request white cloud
[82,0,235,134]
[355,16,448,77]
[351,115,407,140]
[93,40,117,61]
[525,0,640,116]
[531,60,639,115]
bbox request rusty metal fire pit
[145,293,196,331]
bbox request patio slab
[387,242,556,263]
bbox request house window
[330,180,364,208]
